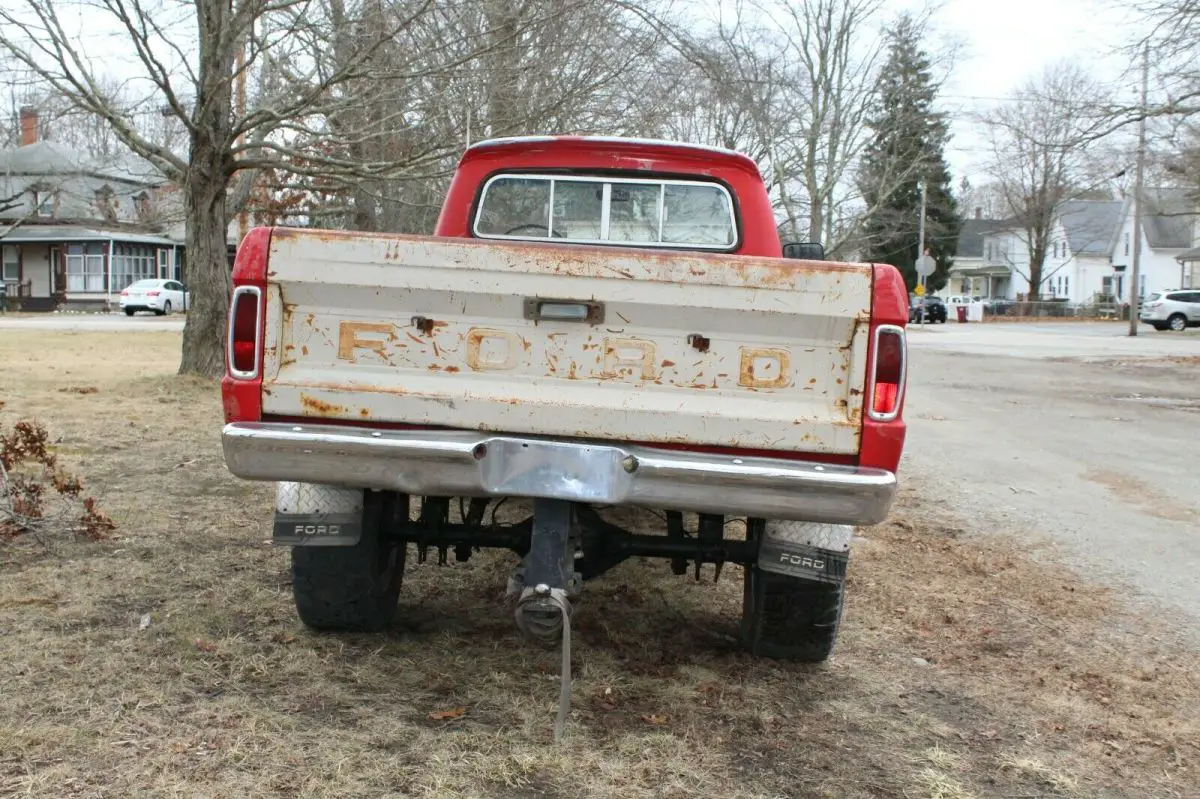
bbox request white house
[950,194,1198,305]
[1107,188,1196,299]
[948,213,1011,297]
[1052,200,1124,303]
[952,201,1122,303]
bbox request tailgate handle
[524,298,605,324]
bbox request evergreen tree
[857,13,961,293]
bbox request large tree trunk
[178,140,232,377]
[178,0,236,378]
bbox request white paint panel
[261,231,873,454]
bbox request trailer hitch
[508,499,579,743]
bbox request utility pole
[1128,42,1149,337]
[917,180,927,327]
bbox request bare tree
[771,0,885,253]
[980,62,1114,299]
[645,0,886,255]
[0,0,474,376]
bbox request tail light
[120,290,128,296]
[227,286,262,379]
[867,324,906,421]
[146,290,160,297]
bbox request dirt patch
[1082,468,1197,521]
[0,331,1197,798]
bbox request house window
[1064,276,1069,296]
[31,189,53,218]
[1124,233,1130,256]
[111,244,157,291]
[66,243,106,292]
[2,245,19,285]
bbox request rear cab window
[473,174,738,250]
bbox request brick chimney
[19,106,39,146]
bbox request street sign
[914,284,926,296]
[915,255,936,277]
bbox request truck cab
[219,136,908,718]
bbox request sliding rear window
[473,174,738,250]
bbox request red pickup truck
[220,136,908,670]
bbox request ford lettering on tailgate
[336,319,794,390]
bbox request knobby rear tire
[291,491,407,632]
[740,520,846,662]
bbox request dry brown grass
[1,330,1197,798]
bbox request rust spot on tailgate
[300,393,346,416]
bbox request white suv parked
[1140,290,1200,331]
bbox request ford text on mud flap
[220,136,909,740]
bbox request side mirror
[782,241,825,261]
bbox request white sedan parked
[119,279,189,316]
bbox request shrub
[0,418,115,542]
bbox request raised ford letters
[738,347,792,389]
[332,321,793,389]
[603,338,657,380]
[466,328,522,371]
[337,321,392,361]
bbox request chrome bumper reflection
[221,422,897,525]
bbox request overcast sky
[15,0,1152,189]
[902,0,1143,183]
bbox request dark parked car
[910,294,947,323]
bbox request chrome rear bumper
[221,422,897,525]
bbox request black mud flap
[756,537,848,585]
[273,512,363,546]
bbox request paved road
[0,313,185,331]
[907,319,1200,359]
[903,321,1200,626]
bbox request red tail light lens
[228,286,262,378]
[146,290,161,297]
[868,325,906,421]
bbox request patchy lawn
[1,330,1196,798]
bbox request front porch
[1,227,184,312]
[948,264,1012,298]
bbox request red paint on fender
[221,226,272,424]
[858,263,909,474]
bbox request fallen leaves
[427,707,467,721]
